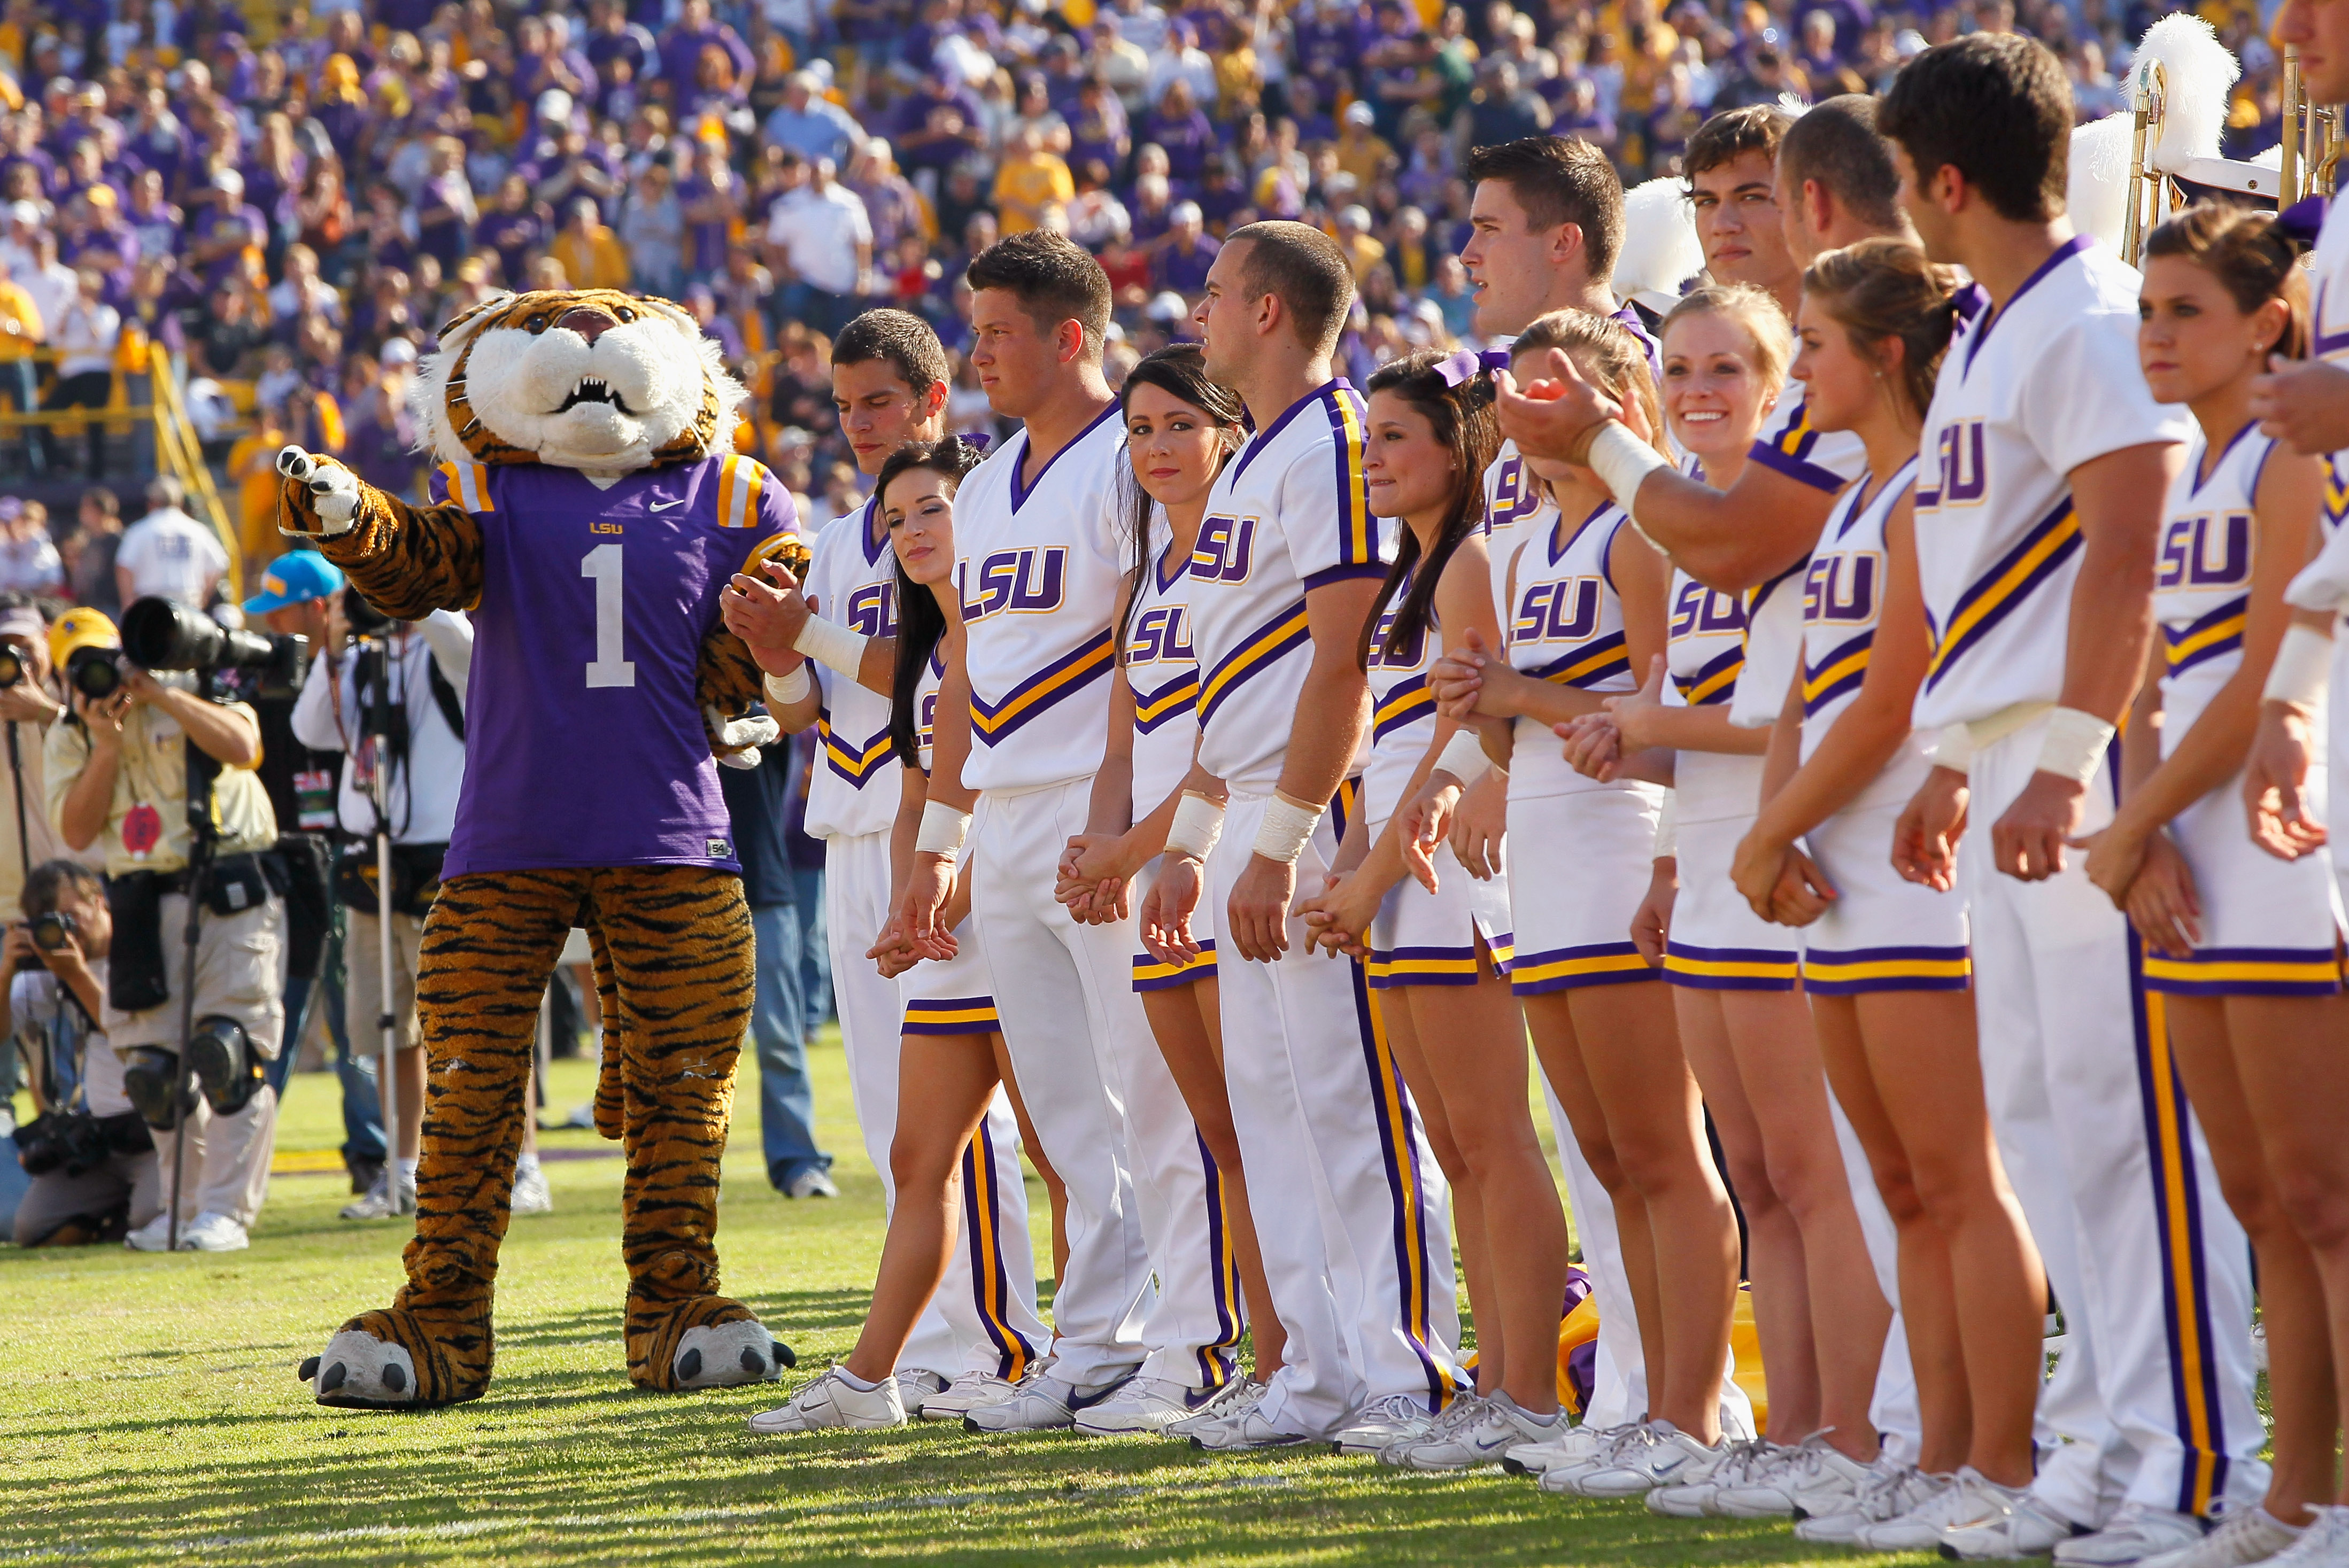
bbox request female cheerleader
[2081,205,2348,1568]
[1564,284,1894,1509]
[1431,308,1743,1497]
[1293,347,1571,1468]
[1052,344,1288,1417]
[1729,238,2047,1548]
[752,440,1054,1434]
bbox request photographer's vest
[43,686,278,879]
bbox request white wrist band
[1251,790,1325,864]
[1652,789,1678,859]
[1434,729,1488,785]
[2034,706,2117,786]
[1930,723,1975,774]
[764,665,813,706]
[2263,622,2334,711]
[1585,422,1672,511]
[915,800,972,857]
[1164,791,1225,860]
[793,614,869,679]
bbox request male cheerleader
[898,234,1241,1434]
[1880,37,2265,1562]
[1173,220,1464,1451]
[727,308,1045,1420]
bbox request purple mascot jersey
[429,453,797,877]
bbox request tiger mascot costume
[276,289,806,1407]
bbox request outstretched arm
[276,447,485,618]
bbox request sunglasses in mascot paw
[277,289,812,1409]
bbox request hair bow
[2278,194,2328,251]
[1433,348,1511,386]
[957,432,993,454]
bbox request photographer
[0,597,68,924]
[44,607,284,1253]
[291,586,548,1218]
[7,859,158,1246]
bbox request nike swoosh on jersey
[650,498,686,511]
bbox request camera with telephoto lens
[65,643,127,701]
[343,590,395,638]
[120,597,309,699]
[29,910,76,954]
[14,1109,110,1177]
[0,646,21,688]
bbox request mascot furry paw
[281,289,809,1407]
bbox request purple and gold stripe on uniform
[2142,944,2342,996]
[1194,1136,1244,1391]
[960,1118,1040,1381]
[902,995,1000,1035]
[1531,631,1631,689]
[970,629,1117,744]
[1746,400,1848,493]
[1925,496,2082,692]
[816,711,895,786]
[1133,940,1218,991]
[1327,387,1379,574]
[1372,676,1434,743]
[1510,940,1654,994]
[1199,600,1310,723]
[1663,941,1799,991]
[2130,955,2231,1517]
[1801,943,1971,995]
[1672,643,1745,707]
[715,454,769,529]
[437,461,494,513]
[1367,944,1482,989]
[2161,599,2248,678]
[1132,671,1200,732]
[1354,969,1455,1409]
[1803,630,1875,717]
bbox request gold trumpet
[2278,46,2343,207]
[2121,46,2338,267]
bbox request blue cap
[242,549,346,615]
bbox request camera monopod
[354,634,401,1184]
[165,741,220,1255]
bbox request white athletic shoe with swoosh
[2260,1505,2349,1566]
[1389,1392,1560,1471]
[1076,1376,1244,1435]
[746,1367,906,1433]
[1547,1421,1727,1499]
[2044,1505,2208,1566]
[917,1369,1019,1421]
[963,1367,1137,1433]
[2136,1503,2304,1568]
[1503,1418,1635,1478]
[1168,1378,1265,1440]
[1330,1391,1440,1456]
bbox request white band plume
[1164,791,1226,860]
[1251,790,1325,865]
[2034,707,2118,787]
[915,800,972,857]
[1585,422,1672,513]
[1434,729,1489,785]
[1930,723,1976,775]
[793,615,869,679]
[763,665,813,706]
[2262,623,2333,711]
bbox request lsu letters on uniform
[1189,378,1463,1439]
[1912,237,2265,1524]
[801,496,1042,1385]
[1124,505,1221,993]
[953,409,1242,1400]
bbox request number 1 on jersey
[581,542,636,688]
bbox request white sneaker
[2138,1504,2304,1568]
[1168,1378,1264,1440]
[746,1367,907,1433]
[1796,1463,1952,1544]
[1503,1419,1633,1478]
[918,1369,1020,1422]
[2265,1505,2349,1566]
[1648,1438,1788,1518]
[1378,1393,1486,1466]
[1549,1421,1727,1499]
[1856,1465,2014,1553]
[893,1368,949,1417]
[2049,1505,2210,1566]
[1724,1434,1879,1520]
[1186,1404,1315,1452]
[340,1173,416,1221]
[1330,1391,1439,1456]
[180,1212,250,1251]
[1392,1392,1562,1471]
[510,1163,553,1215]
[785,1168,839,1200]
[1938,1478,2094,1560]
[123,1211,180,1252]
[963,1367,1134,1433]
[1076,1376,1239,1436]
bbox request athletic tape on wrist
[2263,623,2333,710]
[793,614,868,680]
[1585,422,1672,513]
[1251,791,1325,865]
[1164,791,1225,860]
[763,665,813,706]
[1652,789,1677,859]
[1434,729,1488,785]
[2034,707,2116,787]
[915,799,972,857]
[1930,723,1975,775]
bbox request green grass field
[0,1031,1938,1566]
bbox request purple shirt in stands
[427,455,797,876]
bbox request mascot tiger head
[409,289,748,475]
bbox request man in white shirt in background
[115,478,229,610]
[765,152,872,338]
